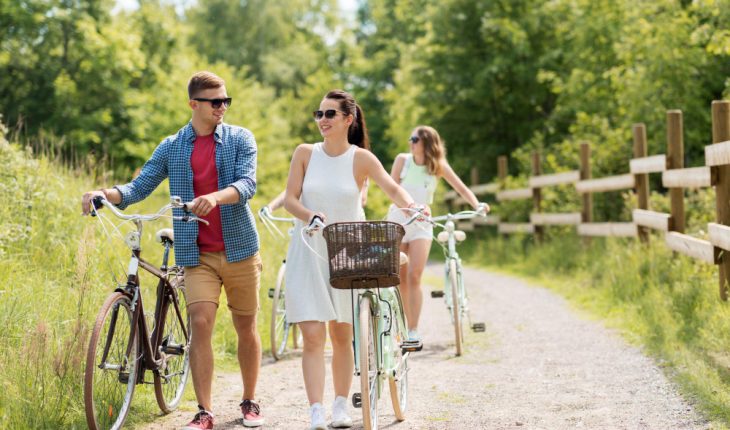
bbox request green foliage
[0,128,284,427]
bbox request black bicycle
[83,196,206,430]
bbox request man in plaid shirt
[82,71,265,429]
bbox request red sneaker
[240,399,265,427]
[182,406,215,430]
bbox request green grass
[459,227,730,428]
[0,135,284,428]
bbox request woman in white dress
[284,90,419,429]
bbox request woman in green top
[386,125,488,343]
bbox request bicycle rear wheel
[84,292,138,430]
[270,262,290,360]
[359,295,379,430]
[154,273,191,413]
[388,290,408,421]
[449,259,463,356]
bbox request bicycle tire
[388,289,408,421]
[449,259,463,356]
[154,273,191,413]
[270,262,290,360]
[84,292,138,430]
[359,295,379,430]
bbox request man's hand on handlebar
[81,190,107,215]
[188,194,217,217]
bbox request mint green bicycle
[305,218,418,430]
[427,207,487,356]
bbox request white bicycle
[258,206,302,361]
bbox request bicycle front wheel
[270,262,290,360]
[84,292,138,430]
[388,289,408,421]
[154,273,191,413]
[449,259,463,356]
[359,295,379,430]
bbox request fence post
[470,166,479,187]
[713,100,730,301]
[632,123,650,243]
[497,156,508,187]
[580,142,592,246]
[667,110,684,233]
[532,151,543,243]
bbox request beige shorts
[184,252,262,316]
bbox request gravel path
[138,264,707,429]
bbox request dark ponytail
[324,89,370,151]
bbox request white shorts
[386,205,433,244]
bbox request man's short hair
[188,71,226,99]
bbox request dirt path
[139,264,707,429]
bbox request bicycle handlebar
[257,206,295,224]
[91,196,210,225]
[303,215,326,235]
[423,205,488,227]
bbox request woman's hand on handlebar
[304,212,326,236]
[476,202,490,215]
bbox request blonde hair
[414,125,444,176]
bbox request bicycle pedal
[117,372,130,383]
[352,392,362,408]
[430,290,444,298]
[401,340,423,352]
[471,322,486,332]
[267,288,275,299]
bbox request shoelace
[242,400,260,415]
[192,411,213,424]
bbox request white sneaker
[331,396,353,428]
[309,403,327,430]
[407,329,421,342]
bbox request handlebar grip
[90,196,104,217]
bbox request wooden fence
[444,100,730,299]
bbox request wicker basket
[322,221,405,289]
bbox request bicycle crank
[351,392,362,408]
[471,322,486,332]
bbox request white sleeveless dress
[285,142,364,324]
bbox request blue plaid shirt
[115,121,259,267]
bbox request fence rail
[443,100,730,299]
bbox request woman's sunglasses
[409,136,420,143]
[193,97,232,109]
[313,109,346,121]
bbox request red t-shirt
[190,134,225,252]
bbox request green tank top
[400,154,437,204]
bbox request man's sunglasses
[312,109,346,121]
[193,97,232,109]
[409,136,420,143]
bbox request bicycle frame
[439,217,466,324]
[352,287,409,397]
[93,199,193,381]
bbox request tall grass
[0,129,282,427]
[462,228,730,427]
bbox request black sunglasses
[409,136,420,143]
[313,109,346,120]
[193,97,232,109]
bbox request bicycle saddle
[156,228,174,244]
